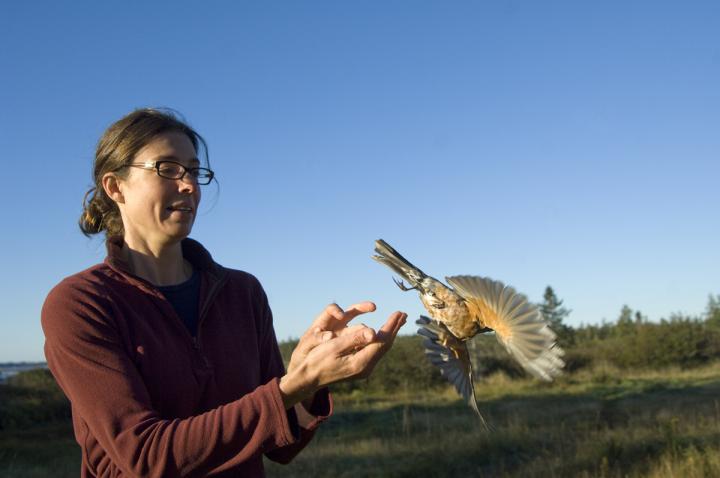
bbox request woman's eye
[159,164,182,176]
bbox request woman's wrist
[279,364,316,409]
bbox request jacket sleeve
[253,281,333,465]
[41,279,305,478]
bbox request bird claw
[393,277,417,292]
[439,335,461,359]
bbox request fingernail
[363,330,374,341]
[321,331,333,341]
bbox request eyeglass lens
[157,161,213,185]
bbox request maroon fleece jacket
[41,236,331,477]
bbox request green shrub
[0,369,70,430]
[363,335,447,392]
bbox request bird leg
[441,337,451,351]
[439,333,461,359]
[393,277,417,291]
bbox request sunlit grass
[3,363,720,477]
[264,362,720,477]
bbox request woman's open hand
[286,302,377,375]
[280,302,407,408]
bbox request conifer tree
[613,304,639,339]
[540,286,574,345]
[706,294,720,327]
[704,294,720,356]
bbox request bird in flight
[372,239,565,423]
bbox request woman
[41,108,406,477]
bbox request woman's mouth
[167,205,194,218]
[167,205,193,213]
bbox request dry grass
[0,423,78,478]
[3,363,720,477]
[265,362,720,477]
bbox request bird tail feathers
[372,239,427,289]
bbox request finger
[380,311,407,334]
[338,301,377,328]
[351,316,405,377]
[350,313,405,365]
[334,324,369,337]
[375,311,407,343]
[347,338,386,376]
[314,301,377,331]
[310,303,346,330]
[322,325,376,356]
[300,325,321,342]
[295,328,334,356]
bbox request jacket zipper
[116,262,229,364]
[193,269,230,363]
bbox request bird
[372,239,565,423]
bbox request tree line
[3,288,718,431]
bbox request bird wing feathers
[416,316,488,426]
[445,275,565,381]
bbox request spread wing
[445,275,565,381]
[416,316,488,427]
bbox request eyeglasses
[122,160,215,185]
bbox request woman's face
[114,131,202,250]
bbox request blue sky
[1,1,718,362]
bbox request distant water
[0,363,48,383]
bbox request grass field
[0,423,78,478]
[3,363,720,477]
[264,363,720,478]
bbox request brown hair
[80,108,210,237]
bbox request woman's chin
[164,223,194,240]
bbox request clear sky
[1,1,718,362]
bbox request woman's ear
[101,172,125,204]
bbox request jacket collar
[104,235,226,283]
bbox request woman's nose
[178,176,197,193]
